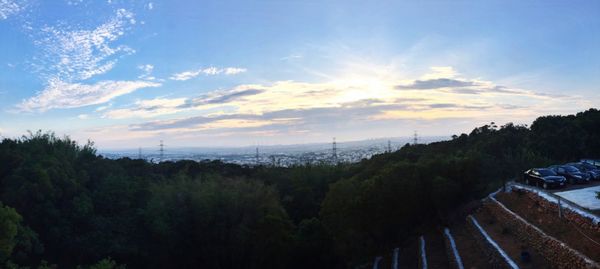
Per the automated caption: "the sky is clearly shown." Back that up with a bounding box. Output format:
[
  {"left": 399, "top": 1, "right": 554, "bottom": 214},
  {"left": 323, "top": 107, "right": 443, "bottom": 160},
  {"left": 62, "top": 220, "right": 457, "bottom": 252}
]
[{"left": 0, "top": 0, "right": 599, "bottom": 149}]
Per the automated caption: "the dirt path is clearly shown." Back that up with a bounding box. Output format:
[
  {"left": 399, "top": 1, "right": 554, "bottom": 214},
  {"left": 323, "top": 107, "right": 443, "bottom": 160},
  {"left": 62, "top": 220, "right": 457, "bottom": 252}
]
[
  {"left": 496, "top": 191, "right": 600, "bottom": 262},
  {"left": 474, "top": 207, "right": 551, "bottom": 269}
]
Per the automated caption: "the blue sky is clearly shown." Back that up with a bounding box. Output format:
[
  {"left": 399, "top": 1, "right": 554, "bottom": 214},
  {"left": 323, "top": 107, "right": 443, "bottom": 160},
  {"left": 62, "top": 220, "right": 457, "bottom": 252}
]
[{"left": 0, "top": 0, "right": 598, "bottom": 148}]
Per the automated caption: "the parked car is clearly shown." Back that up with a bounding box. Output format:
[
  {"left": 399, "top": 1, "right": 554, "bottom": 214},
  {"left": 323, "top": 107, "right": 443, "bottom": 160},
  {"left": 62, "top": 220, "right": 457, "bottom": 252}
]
[
  {"left": 523, "top": 168, "right": 567, "bottom": 189},
  {"left": 581, "top": 159, "right": 600, "bottom": 168},
  {"left": 567, "top": 162, "right": 600, "bottom": 180},
  {"left": 547, "top": 165, "right": 590, "bottom": 184}
]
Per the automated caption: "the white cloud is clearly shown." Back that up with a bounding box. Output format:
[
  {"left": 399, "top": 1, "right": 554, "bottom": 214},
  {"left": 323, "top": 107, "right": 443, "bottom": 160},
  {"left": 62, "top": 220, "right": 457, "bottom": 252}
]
[
  {"left": 420, "top": 66, "right": 459, "bottom": 80},
  {"left": 103, "top": 97, "right": 187, "bottom": 119},
  {"left": 0, "top": 0, "right": 23, "bottom": 20},
  {"left": 280, "top": 54, "right": 303, "bottom": 61},
  {"left": 137, "top": 64, "right": 155, "bottom": 80},
  {"left": 17, "top": 79, "right": 161, "bottom": 112},
  {"left": 138, "top": 64, "right": 153, "bottom": 73},
  {"left": 169, "top": 67, "right": 247, "bottom": 81},
  {"left": 66, "top": 0, "right": 84, "bottom": 6},
  {"left": 69, "top": 63, "right": 597, "bottom": 148},
  {"left": 170, "top": 70, "right": 201, "bottom": 81},
  {"left": 147, "top": 2, "right": 153, "bottom": 10},
  {"left": 102, "top": 88, "right": 265, "bottom": 119},
  {"left": 224, "top": 67, "right": 246, "bottom": 75},
  {"left": 102, "top": 65, "right": 594, "bottom": 134},
  {"left": 35, "top": 8, "right": 136, "bottom": 82},
  {"left": 95, "top": 103, "right": 112, "bottom": 111},
  {"left": 77, "top": 114, "right": 89, "bottom": 119}
]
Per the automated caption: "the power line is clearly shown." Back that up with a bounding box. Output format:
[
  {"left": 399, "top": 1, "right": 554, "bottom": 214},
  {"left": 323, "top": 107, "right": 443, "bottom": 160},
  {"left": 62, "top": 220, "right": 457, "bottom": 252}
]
[
  {"left": 387, "top": 140, "right": 392, "bottom": 153},
  {"left": 138, "top": 147, "right": 142, "bottom": 159}
]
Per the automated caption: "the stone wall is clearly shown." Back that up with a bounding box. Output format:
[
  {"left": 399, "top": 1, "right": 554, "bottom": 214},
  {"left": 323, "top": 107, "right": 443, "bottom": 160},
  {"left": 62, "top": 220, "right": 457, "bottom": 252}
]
[
  {"left": 485, "top": 198, "right": 600, "bottom": 269},
  {"left": 512, "top": 187, "right": 600, "bottom": 234}
]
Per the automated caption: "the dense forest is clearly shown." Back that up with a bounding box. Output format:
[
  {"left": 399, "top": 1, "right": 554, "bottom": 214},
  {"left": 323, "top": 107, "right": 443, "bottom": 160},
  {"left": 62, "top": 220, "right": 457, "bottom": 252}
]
[{"left": 0, "top": 108, "right": 599, "bottom": 269}]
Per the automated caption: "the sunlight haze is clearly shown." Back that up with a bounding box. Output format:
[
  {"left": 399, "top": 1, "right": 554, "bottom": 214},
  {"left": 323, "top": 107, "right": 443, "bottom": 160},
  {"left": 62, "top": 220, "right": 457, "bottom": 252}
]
[{"left": 1, "top": 0, "right": 599, "bottom": 148}]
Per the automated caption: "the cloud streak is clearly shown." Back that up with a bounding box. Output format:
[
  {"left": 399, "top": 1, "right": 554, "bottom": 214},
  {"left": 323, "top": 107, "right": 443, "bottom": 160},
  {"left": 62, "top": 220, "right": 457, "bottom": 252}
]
[
  {"left": 17, "top": 79, "right": 160, "bottom": 112},
  {"left": 169, "top": 67, "right": 247, "bottom": 81},
  {"left": 396, "top": 78, "right": 477, "bottom": 89},
  {"left": 102, "top": 88, "right": 265, "bottom": 119},
  {"left": 103, "top": 97, "right": 187, "bottom": 119},
  {"left": 67, "top": 65, "right": 594, "bottom": 147},
  {"left": 104, "top": 66, "right": 573, "bottom": 125},
  {"left": 137, "top": 64, "right": 155, "bottom": 80}
]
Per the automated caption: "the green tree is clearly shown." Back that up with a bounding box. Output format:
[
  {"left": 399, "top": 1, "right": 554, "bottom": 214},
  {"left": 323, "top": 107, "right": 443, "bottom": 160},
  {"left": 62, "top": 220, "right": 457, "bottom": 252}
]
[{"left": 0, "top": 202, "right": 21, "bottom": 261}]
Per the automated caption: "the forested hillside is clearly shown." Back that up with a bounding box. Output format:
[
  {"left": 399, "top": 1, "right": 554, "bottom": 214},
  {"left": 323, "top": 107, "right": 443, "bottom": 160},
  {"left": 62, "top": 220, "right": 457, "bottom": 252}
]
[{"left": 0, "top": 108, "right": 598, "bottom": 269}]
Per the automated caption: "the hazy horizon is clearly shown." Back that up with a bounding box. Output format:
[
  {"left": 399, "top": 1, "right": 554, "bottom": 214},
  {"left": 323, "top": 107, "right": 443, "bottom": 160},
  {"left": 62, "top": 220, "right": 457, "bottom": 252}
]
[{"left": 96, "top": 134, "right": 447, "bottom": 152}]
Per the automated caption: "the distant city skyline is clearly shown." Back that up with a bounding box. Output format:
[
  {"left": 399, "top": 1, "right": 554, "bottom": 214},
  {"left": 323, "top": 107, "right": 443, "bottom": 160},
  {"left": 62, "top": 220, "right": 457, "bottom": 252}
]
[
  {"left": 1, "top": 1, "right": 599, "bottom": 149},
  {"left": 98, "top": 135, "right": 446, "bottom": 166}
]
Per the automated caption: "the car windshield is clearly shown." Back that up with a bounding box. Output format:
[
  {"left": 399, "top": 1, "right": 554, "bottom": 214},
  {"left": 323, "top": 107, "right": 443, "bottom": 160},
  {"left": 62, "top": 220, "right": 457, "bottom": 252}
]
[
  {"left": 564, "top": 166, "right": 579, "bottom": 172},
  {"left": 570, "top": 164, "right": 585, "bottom": 170},
  {"left": 581, "top": 163, "right": 596, "bottom": 169},
  {"left": 537, "top": 169, "right": 556, "bottom": 176}
]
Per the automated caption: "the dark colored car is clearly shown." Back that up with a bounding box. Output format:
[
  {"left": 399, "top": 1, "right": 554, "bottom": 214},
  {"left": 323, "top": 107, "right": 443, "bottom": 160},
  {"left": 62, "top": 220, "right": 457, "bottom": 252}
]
[
  {"left": 523, "top": 168, "right": 566, "bottom": 189},
  {"left": 567, "top": 162, "right": 600, "bottom": 180},
  {"left": 548, "top": 165, "right": 590, "bottom": 184},
  {"left": 581, "top": 159, "right": 600, "bottom": 168}
]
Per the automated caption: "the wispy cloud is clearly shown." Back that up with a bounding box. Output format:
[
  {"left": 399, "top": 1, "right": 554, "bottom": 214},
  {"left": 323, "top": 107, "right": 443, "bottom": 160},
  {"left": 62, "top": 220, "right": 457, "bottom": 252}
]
[
  {"left": 0, "top": 0, "right": 24, "bottom": 20},
  {"left": 99, "top": 75, "right": 478, "bottom": 121},
  {"left": 66, "top": 0, "right": 85, "bottom": 6},
  {"left": 126, "top": 100, "right": 506, "bottom": 133},
  {"left": 181, "top": 88, "right": 264, "bottom": 107},
  {"left": 95, "top": 66, "right": 590, "bottom": 138},
  {"left": 169, "top": 67, "right": 247, "bottom": 81},
  {"left": 103, "top": 97, "right": 187, "bottom": 119},
  {"left": 396, "top": 78, "right": 477, "bottom": 89},
  {"left": 102, "top": 88, "right": 264, "bottom": 119},
  {"left": 17, "top": 79, "right": 160, "bottom": 112},
  {"left": 34, "top": 8, "right": 136, "bottom": 82},
  {"left": 95, "top": 103, "right": 112, "bottom": 111},
  {"left": 137, "top": 64, "right": 156, "bottom": 80},
  {"left": 281, "top": 54, "right": 303, "bottom": 61},
  {"left": 14, "top": 7, "right": 152, "bottom": 113},
  {"left": 395, "top": 76, "right": 563, "bottom": 98}
]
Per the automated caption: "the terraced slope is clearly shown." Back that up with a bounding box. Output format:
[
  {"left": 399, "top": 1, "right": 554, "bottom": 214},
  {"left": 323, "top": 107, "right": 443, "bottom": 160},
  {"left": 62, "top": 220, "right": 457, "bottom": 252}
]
[
  {"left": 423, "top": 231, "right": 450, "bottom": 269},
  {"left": 495, "top": 190, "right": 600, "bottom": 263},
  {"left": 369, "top": 185, "right": 600, "bottom": 269},
  {"left": 448, "top": 221, "right": 492, "bottom": 269},
  {"left": 473, "top": 206, "right": 551, "bottom": 268}
]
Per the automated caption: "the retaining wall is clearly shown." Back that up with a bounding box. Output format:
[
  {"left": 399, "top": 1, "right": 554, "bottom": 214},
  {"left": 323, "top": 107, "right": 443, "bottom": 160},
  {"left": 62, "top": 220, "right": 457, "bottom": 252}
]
[
  {"left": 511, "top": 186, "right": 600, "bottom": 233},
  {"left": 485, "top": 197, "right": 600, "bottom": 269}
]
